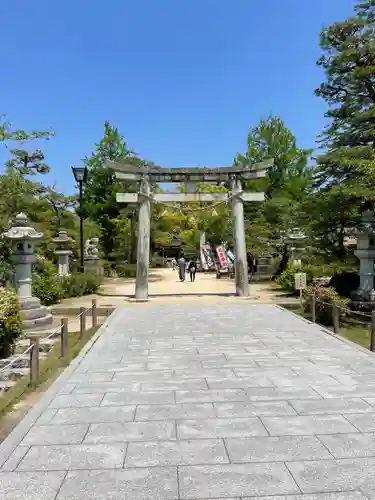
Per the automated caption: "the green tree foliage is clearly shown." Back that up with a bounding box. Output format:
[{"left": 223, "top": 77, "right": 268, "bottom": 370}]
[
  {"left": 82, "top": 120, "right": 139, "bottom": 257},
  {"left": 315, "top": 0, "right": 375, "bottom": 194},
  {"left": 5, "top": 149, "right": 50, "bottom": 175},
  {"left": 235, "top": 116, "right": 312, "bottom": 254},
  {"left": 0, "top": 115, "right": 54, "bottom": 145},
  {"left": 310, "top": 0, "right": 375, "bottom": 257}
]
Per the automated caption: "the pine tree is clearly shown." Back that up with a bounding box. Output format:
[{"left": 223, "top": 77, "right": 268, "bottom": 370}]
[
  {"left": 315, "top": 0, "right": 375, "bottom": 201},
  {"left": 82, "top": 121, "right": 137, "bottom": 257}
]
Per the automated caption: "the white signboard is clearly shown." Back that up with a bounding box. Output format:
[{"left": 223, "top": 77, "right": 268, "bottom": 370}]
[{"left": 294, "top": 272, "right": 307, "bottom": 290}]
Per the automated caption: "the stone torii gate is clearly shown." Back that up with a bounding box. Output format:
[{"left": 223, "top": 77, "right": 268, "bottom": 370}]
[{"left": 107, "top": 160, "right": 271, "bottom": 301}]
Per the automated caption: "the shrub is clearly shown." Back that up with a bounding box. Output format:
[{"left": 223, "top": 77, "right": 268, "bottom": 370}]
[
  {"left": 329, "top": 271, "right": 359, "bottom": 298},
  {"left": 61, "top": 272, "right": 103, "bottom": 298},
  {"left": 304, "top": 285, "right": 345, "bottom": 326},
  {"left": 32, "top": 267, "right": 64, "bottom": 306},
  {"left": 276, "top": 263, "right": 313, "bottom": 292},
  {"left": 33, "top": 262, "right": 103, "bottom": 305},
  {"left": 0, "top": 260, "right": 14, "bottom": 287},
  {"left": 0, "top": 288, "right": 22, "bottom": 358}
]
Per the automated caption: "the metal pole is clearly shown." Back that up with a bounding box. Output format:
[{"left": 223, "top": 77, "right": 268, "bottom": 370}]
[{"left": 79, "top": 180, "right": 84, "bottom": 271}]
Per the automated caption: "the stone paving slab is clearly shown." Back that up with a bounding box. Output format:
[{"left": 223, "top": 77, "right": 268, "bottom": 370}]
[{"left": 3, "top": 303, "right": 375, "bottom": 499}]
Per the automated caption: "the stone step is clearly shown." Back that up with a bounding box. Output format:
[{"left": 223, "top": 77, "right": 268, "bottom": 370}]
[
  {"left": 20, "top": 306, "right": 51, "bottom": 321},
  {"left": 22, "top": 313, "right": 53, "bottom": 330},
  {"left": 0, "top": 351, "right": 48, "bottom": 371},
  {"left": 0, "top": 367, "right": 29, "bottom": 382},
  {"left": 15, "top": 338, "right": 56, "bottom": 354}
]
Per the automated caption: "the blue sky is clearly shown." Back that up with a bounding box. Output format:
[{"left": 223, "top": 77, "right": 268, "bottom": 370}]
[{"left": 2, "top": 0, "right": 356, "bottom": 194}]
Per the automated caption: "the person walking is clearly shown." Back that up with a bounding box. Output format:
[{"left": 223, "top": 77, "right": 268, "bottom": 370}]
[
  {"left": 188, "top": 258, "right": 197, "bottom": 282},
  {"left": 171, "top": 257, "right": 177, "bottom": 271},
  {"left": 177, "top": 254, "right": 186, "bottom": 282}
]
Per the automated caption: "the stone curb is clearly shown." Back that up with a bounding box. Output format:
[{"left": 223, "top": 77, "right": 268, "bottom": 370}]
[{"left": 0, "top": 307, "right": 121, "bottom": 467}]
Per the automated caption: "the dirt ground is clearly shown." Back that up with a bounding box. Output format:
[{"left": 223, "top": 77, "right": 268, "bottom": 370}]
[{"left": 56, "top": 268, "right": 293, "bottom": 310}]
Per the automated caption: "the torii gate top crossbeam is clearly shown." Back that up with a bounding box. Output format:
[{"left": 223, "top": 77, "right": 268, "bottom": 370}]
[{"left": 107, "top": 159, "right": 273, "bottom": 183}]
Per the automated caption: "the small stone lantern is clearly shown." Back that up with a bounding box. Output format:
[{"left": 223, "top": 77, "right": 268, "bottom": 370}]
[
  {"left": 52, "top": 230, "right": 72, "bottom": 276},
  {"left": 286, "top": 229, "right": 307, "bottom": 266},
  {"left": 2, "top": 213, "right": 52, "bottom": 329},
  {"left": 351, "top": 209, "right": 375, "bottom": 297}
]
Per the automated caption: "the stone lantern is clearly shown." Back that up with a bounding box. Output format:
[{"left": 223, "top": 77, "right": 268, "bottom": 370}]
[
  {"left": 52, "top": 230, "right": 72, "bottom": 276},
  {"left": 351, "top": 209, "right": 375, "bottom": 297},
  {"left": 286, "top": 229, "right": 307, "bottom": 266},
  {"left": 2, "top": 213, "right": 52, "bottom": 329}
]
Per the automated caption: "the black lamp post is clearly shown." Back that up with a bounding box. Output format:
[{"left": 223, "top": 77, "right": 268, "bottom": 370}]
[{"left": 71, "top": 166, "right": 88, "bottom": 271}]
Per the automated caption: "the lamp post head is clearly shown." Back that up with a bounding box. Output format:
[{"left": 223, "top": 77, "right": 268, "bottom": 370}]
[{"left": 71, "top": 166, "right": 88, "bottom": 183}]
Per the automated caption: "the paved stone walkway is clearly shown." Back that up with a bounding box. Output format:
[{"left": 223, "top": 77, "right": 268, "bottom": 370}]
[{"left": 1, "top": 303, "right": 375, "bottom": 499}]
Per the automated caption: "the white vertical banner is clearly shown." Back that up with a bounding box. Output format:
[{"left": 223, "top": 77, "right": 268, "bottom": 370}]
[{"left": 216, "top": 246, "right": 229, "bottom": 270}]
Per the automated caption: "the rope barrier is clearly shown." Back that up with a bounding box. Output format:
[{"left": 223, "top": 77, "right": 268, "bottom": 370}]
[
  {"left": 0, "top": 345, "right": 33, "bottom": 373},
  {"left": 0, "top": 303, "right": 94, "bottom": 374},
  {"left": 309, "top": 294, "right": 373, "bottom": 319}
]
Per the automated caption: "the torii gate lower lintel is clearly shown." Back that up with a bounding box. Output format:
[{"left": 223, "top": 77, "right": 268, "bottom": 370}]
[{"left": 107, "top": 160, "right": 272, "bottom": 301}]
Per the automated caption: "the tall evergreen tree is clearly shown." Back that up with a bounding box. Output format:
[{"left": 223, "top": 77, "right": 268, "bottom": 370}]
[
  {"left": 82, "top": 121, "right": 137, "bottom": 257},
  {"left": 311, "top": 0, "right": 375, "bottom": 257},
  {"left": 315, "top": 0, "right": 375, "bottom": 199},
  {"left": 234, "top": 116, "right": 312, "bottom": 254}
]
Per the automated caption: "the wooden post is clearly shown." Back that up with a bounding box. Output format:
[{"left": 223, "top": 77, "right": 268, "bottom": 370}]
[
  {"left": 135, "top": 174, "right": 151, "bottom": 301},
  {"left": 92, "top": 299, "right": 97, "bottom": 328},
  {"left": 80, "top": 307, "right": 86, "bottom": 338},
  {"left": 60, "top": 318, "right": 68, "bottom": 358},
  {"left": 311, "top": 292, "right": 316, "bottom": 323},
  {"left": 332, "top": 302, "right": 340, "bottom": 334},
  {"left": 230, "top": 176, "right": 249, "bottom": 297},
  {"left": 29, "top": 335, "right": 40, "bottom": 388},
  {"left": 371, "top": 310, "right": 375, "bottom": 352}
]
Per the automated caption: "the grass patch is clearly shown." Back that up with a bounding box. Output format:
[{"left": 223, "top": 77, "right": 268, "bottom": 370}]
[
  {"left": 0, "top": 327, "right": 98, "bottom": 421},
  {"left": 282, "top": 303, "right": 371, "bottom": 350},
  {"left": 340, "top": 325, "right": 370, "bottom": 349}
]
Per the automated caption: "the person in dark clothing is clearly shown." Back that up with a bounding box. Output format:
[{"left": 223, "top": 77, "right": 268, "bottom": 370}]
[
  {"left": 188, "top": 258, "right": 197, "bottom": 282},
  {"left": 178, "top": 255, "right": 186, "bottom": 281}
]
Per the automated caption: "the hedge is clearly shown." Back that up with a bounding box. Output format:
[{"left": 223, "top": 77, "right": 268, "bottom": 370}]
[
  {"left": 32, "top": 266, "right": 103, "bottom": 306},
  {"left": 0, "top": 288, "right": 22, "bottom": 358}
]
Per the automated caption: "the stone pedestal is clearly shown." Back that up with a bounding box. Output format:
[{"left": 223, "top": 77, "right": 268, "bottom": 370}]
[
  {"left": 56, "top": 251, "right": 71, "bottom": 276},
  {"left": 3, "top": 213, "right": 52, "bottom": 329},
  {"left": 347, "top": 210, "right": 375, "bottom": 312},
  {"left": 52, "top": 231, "right": 72, "bottom": 277},
  {"left": 84, "top": 258, "right": 104, "bottom": 276},
  {"left": 351, "top": 210, "right": 375, "bottom": 297},
  {"left": 84, "top": 237, "right": 103, "bottom": 276}
]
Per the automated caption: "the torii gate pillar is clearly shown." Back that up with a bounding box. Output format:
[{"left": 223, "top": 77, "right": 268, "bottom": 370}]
[
  {"left": 231, "top": 176, "right": 249, "bottom": 297},
  {"left": 135, "top": 175, "right": 151, "bottom": 301}
]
